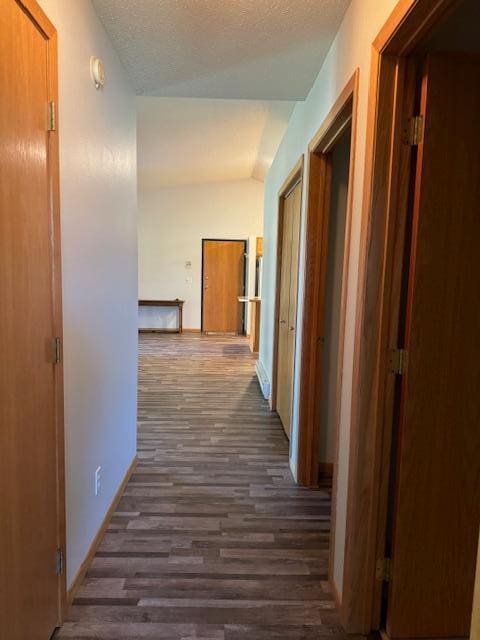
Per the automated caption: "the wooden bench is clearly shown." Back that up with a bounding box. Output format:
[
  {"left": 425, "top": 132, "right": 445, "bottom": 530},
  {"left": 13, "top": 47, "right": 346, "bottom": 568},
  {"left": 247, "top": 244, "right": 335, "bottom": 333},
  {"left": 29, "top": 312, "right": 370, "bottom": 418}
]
[{"left": 138, "top": 299, "right": 184, "bottom": 333}]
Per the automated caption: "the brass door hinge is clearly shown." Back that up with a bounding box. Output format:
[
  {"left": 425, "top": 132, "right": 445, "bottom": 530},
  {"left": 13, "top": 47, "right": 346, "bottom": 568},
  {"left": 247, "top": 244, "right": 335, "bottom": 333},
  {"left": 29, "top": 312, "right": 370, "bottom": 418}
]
[
  {"left": 47, "top": 101, "right": 56, "bottom": 132},
  {"left": 403, "top": 115, "right": 424, "bottom": 146},
  {"left": 52, "top": 337, "right": 62, "bottom": 364},
  {"left": 376, "top": 556, "right": 392, "bottom": 582},
  {"left": 55, "top": 548, "right": 64, "bottom": 576},
  {"left": 389, "top": 348, "right": 408, "bottom": 375}
]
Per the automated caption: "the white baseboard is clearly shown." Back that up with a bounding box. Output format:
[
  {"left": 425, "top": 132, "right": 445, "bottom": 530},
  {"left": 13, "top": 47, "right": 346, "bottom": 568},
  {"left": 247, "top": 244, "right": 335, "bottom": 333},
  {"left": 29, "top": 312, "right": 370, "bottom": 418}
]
[
  {"left": 289, "top": 455, "right": 298, "bottom": 483},
  {"left": 255, "top": 359, "right": 271, "bottom": 400}
]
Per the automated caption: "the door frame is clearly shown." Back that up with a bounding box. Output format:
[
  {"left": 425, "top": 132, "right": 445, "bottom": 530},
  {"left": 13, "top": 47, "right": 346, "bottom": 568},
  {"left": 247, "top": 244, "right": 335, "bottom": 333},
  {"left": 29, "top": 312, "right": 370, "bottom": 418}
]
[
  {"left": 13, "top": 0, "right": 66, "bottom": 625},
  {"left": 340, "top": 0, "right": 461, "bottom": 633},
  {"left": 200, "top": 238, "right": 247, "bottom": 334},
  {"left": 295, "top": 70, "right": 359, "bottom": 491},
  {"left": 270, "top": 156, "right": 304, "bottom": 415}
]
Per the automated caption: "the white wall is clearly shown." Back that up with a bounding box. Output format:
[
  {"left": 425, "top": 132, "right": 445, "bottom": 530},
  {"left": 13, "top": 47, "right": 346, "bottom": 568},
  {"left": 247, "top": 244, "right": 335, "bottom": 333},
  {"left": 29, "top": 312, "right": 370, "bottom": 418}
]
[
  {"left": 38, "top": 0, "right": 138, "bottom": 587},
  {"left": 258, "top": 0, "right": 400, "bottom": 599},
  {"left": 138, "top": 179, "right": 264, "bottom": 331}
]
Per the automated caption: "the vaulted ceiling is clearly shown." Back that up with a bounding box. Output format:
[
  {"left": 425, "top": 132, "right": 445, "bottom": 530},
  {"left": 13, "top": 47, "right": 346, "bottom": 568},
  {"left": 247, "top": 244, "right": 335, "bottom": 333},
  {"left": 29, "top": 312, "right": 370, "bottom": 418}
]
[
  {"left": 137, "top": 98, "right": 295, "bottom": 188},
  {"left": 92, "top": 0, "right": 351, "bottom": 100},
  {"left": 93, "top": 1, "right": 351, "bottom": 186}
]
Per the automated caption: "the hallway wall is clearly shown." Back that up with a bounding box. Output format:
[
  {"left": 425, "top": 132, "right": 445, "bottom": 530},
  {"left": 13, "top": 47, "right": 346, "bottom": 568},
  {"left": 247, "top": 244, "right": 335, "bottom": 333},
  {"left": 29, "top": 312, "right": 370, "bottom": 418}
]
[
  {"left": 138, "top": 178, "right": 264, "bottom": 331},
  {"left": 38, "top": 0, "right": 138, "bottom": 587},
  {"left": 258, "top": 0, "right": 400, "bottom": 600}
]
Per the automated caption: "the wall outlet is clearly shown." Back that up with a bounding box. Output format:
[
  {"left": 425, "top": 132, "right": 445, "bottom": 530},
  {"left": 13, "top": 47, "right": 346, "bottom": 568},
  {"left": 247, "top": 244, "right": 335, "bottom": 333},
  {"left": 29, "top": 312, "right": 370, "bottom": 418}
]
[{"left": 94, "top": 466, "right": 101, "bottom": 496}]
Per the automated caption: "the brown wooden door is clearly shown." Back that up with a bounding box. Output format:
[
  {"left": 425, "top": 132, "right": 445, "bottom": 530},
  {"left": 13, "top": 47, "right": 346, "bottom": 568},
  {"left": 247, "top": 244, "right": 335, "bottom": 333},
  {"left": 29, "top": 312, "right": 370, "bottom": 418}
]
[
  {"left": 0, "top": 1, "right": 64, "bottom": 638},
  {"left": 202, "top": 240, "right": 245, "bottom": 333},
  {"left": 276, "top": 181, "right": 302, "bottom": 438},
  {"left": 386, "top": 54, "right": 480, "bottom": 638}
]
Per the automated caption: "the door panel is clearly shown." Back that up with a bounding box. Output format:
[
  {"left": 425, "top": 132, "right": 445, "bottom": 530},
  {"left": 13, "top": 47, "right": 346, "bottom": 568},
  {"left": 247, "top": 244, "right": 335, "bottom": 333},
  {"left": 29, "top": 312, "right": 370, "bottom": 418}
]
[
  {"left": 0, "top": 1, "right": 62, "bottom": 638},
  {"left": 202, "top": 240, "right": 245, "bottom": 333},
  {"left": 277, "top": 182, "right": 302, "bottom": 437},
  {"left": 386, "top": 54, "right": 480, "bottom": 638}
]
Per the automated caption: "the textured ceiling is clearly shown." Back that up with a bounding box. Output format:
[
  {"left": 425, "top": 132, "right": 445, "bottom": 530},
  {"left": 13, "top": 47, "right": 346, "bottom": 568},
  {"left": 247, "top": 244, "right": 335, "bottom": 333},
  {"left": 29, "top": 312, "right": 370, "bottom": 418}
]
[
  {"left": 137, "top": 97, "right": 295, "bottom": 188},
  {"left": 92, "top": 0, "right": 351, "bottom": 99}
]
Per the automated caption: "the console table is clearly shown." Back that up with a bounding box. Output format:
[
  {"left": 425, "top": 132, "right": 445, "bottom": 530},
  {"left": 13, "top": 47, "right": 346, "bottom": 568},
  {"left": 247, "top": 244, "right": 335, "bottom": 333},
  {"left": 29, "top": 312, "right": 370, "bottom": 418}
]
[{"left": 138, "top": 299, "right": 184, "bottom": 333}]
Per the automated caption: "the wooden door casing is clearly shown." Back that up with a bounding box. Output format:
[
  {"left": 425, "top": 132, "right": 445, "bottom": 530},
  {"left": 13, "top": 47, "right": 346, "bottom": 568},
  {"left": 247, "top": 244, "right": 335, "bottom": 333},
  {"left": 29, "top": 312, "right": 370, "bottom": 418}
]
[
  {"left": 0, "top": 0, "right": 65, "bottom": 638},
  {"left": 202, "top": 240, "right": 245, "bottom": 334},
  {"left": 386, "top": 54, "right": 480, "bottom": 638},
  {"left": 276, "top": 181, "right": 302, "bottom": 438}
]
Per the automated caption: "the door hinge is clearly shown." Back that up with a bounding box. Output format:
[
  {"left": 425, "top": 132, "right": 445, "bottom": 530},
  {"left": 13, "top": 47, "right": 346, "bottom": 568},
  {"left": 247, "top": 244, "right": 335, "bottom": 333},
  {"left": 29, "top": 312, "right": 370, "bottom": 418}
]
[
  {"left": 403, "top": 115, "right": 424, "bottom": 146},
  {"left": 376, "top": 556, "right": 392, "bottom": 582},
  {"left": 55, "top": 548, "right": 64, "bottom": 576},
  {"left": 47, "top": 101, "right": 56, "bottom": 132},
  {"left": 389, "top": 348, "right": 408, "bottom": 375},
  {"left": 52, "top": 336, "right": 62, "bottom": 364}
]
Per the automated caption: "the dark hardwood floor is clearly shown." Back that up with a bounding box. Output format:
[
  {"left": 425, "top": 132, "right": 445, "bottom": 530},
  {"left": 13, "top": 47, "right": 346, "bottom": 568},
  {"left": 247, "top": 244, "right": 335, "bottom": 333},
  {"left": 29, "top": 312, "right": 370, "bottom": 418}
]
[{"left": 56, "top": 333, "right": 350, "bottom": 639}]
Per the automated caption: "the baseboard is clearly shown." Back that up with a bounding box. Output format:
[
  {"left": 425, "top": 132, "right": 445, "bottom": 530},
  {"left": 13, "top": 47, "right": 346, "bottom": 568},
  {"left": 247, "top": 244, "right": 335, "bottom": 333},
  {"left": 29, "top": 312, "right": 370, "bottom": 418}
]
[
  {"left": 66, "top": 455, "right": 138, "bottom": 606},
  {"left": 289, "top": 455, "right": 298, "bottom": 483},
  {"left": 138, "top": 328, "right": 201, "bottom": 334},
  {"left": 138, "top": 328, "right": 179, "bottom": 333},
  {"left": 255, "top": 359, "right": 271, "bottom": 399},
  {"left": 330, "top": 577, "right": 342, "bottom": 610}
]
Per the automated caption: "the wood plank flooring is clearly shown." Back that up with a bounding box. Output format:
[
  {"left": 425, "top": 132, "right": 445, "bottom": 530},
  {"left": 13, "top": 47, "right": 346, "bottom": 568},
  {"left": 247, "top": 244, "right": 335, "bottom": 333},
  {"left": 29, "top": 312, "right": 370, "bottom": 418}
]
[{"left": 56, "top": 333, "right": 351, "bottom": 639}]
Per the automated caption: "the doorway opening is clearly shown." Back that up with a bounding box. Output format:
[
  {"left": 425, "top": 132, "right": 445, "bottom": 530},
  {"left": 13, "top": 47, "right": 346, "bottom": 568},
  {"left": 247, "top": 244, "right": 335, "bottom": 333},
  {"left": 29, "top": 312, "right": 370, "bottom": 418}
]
[
  {"left": 295, "top": 71, "right": 359, "bottom": 489},
  {"left": 201, "top": 239, "right": 247, "bottom": 334},
  {"left": 342, "top": 0, "right": 480, "bottom": 636}
]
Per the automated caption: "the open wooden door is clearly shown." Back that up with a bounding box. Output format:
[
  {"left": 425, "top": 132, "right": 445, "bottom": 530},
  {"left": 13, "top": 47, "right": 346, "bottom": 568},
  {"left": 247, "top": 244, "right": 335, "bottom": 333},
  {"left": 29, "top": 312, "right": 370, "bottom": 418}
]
[
  {"left": 0, "top": 1, "right": 65, "bottom": 638},
  {"left": 385, "top": 54, "right": 480, "bottom": 638},
  {"left": 202, "top": 240, "right": 246, "bottom": 333},
  {"left": 276, "top": 181, "right": 302, "bottom": 438}
]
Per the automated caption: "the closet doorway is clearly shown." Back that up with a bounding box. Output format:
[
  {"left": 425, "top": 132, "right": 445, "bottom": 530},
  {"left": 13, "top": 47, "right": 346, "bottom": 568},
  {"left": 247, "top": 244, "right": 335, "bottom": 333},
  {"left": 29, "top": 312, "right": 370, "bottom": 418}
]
[{"left": 271, "top": 158, "right": 303, "bottom": 439}]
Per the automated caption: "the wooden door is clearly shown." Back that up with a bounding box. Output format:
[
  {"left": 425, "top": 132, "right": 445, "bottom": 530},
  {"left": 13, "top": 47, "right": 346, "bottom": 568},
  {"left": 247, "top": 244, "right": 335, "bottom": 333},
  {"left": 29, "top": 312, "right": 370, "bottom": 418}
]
[
  {"left": 0, "top": 1, "right": 64, "bottom": 638},
  {"left": 386, "top": 54, "right": 480, "bottom": 638},
  {"left": 276, "top": 181, "right": 302, "bottom": 438},
  {"left": 202, "top": 240, "right": 245, "bottom": 333}
]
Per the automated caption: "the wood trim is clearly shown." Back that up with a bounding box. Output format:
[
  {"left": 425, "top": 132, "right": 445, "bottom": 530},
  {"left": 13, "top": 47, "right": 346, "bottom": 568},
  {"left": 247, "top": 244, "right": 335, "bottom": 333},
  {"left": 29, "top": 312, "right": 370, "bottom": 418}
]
[
  {"left": 270, "top": 156, "right": 304, "bottom": 412},
  {"left": 67, "top": 456, "right": 138, "bottom": 606},
  {"left": 278, "top": 156, "right": 304, "bottom": 198},
  {"left": 341, "top": 0, "right": 462, "bottom": 634},
  {"left": 296, "top": 70, "right": 359, "bottom": 489},
  {"left": 472, "top": 535, "right": 480, "bottom": 640},
  {"left": 17, "top": 0, "right": 56, "bottom": 37},
  {"left": 16, "top": 0, "right": 67, "bottom": 624},
  {"left": 374, "top": 0, "right": 461, "bottom": 55}
]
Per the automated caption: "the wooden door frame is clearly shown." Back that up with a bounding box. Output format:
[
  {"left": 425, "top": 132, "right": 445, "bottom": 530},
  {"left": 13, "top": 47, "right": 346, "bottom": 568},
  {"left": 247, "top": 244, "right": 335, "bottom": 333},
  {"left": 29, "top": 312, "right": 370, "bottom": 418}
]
[
  {"left": 270, "top": 156, "right": 304, "bottom": 415},
  {"left": 200, "top": 238, "right": 247, "bottom": 334},
  {"left": 13, "top": 0, "right": 66, "bottom": 625},
  {"left": 295, "top": 71, "right": 359, "bottom": 491},
  {"left": 340, "top": 0, "right": 462, "bottom": 634}
]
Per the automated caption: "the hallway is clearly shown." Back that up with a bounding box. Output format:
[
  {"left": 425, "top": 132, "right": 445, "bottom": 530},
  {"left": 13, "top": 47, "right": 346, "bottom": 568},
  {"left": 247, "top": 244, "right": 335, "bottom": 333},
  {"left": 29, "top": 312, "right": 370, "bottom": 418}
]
[{"left": 57, "top": 334, "right": 346, "bottom": 639}]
